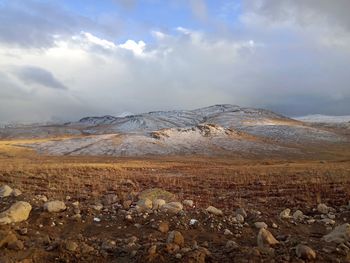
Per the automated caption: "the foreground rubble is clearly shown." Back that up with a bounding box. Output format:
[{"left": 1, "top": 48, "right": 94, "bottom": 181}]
[{"left": 1, "top": 184, "right": 350, "bottom": 262}]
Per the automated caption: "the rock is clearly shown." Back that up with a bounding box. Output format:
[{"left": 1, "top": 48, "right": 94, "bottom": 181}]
[
  {"left": 317, "top": 203, "right": 329, "bottom": 214},
  {"left": 11, "top": 189, "right": 22, "bottom": 197},
  {"left": 158, "top": 222, "right": 169, "bottom": 233},
  {"left": 102, "top": 194, "right": 119, "bottom": 205},
  {"left": 257, "top": 228, "right": 279, "bottom": 248},
  {"left": 0, "top": 230, "right": 17, "bottom": 248},
  {"left": 152, "top": 199, "right": 166, "bottom": 210},
  {"left": 165, "top": 243, "right": 180, "bottom": 254},
  {"left": 136, "top": 198, "right": 152, "bottom": 212},
  {"left": 224, "top": 229, "right": 233, "bottom": 236},
  {"left": 0, "top": 185, "right": 13, "bottom": 198},
  {"left": 65, "top": 240, "right": 78, "bottom": 252},
  {"left": 226, "top": 240, "right": 239, "bottom": 250},
  {"left": 184, "top": 247, "right": 211, "bottom": 263},
  {"left": 280, "top": 208, "right": 291, "bottom": 219},
  {"left": 236, "top": 214, "right": 244, "bottom": 223},
  {"left": 138, "top": 188, "right": 175, "bottom": 202},
  {"left": 236, "top": 208, "right": 247, "bottom": 218},
  {"left": 35, "top": 195, "right": 48, "bottom": 202},
  {"left": 206, "top": 206, "right": 223, "bottom": 216},
  {"left": 161, "top": 202, "right": 183, "bottom": 214},
  {"left": 293, "top": 210, "right": 304, "bottom": 220},
  {"left": 272, "top": 223, "right": 278, "bottom": 228},
  {"left": 81, "top": 243, "right": 94, "bottom": 254},
  {"left": 92, "top": 203, "right": 103, "bottom": 211},
  {"left": 254, "top": 222, "right": 268, "bottom": 229},
  {"left": 167, "top": 231, "right": 185, "bottom": 247},
  {"left": 321, "top": 218, "right": 336, "bottom": 225},
  {"left": 122, "top": 200, "right": 132, "bottom": 209},
  {"left": 183, "top": 200, "right": 194, "bottom": 207},
  {"left": 43, "top": 201, "right": 66, "bottom": 213},
  {"left": 101, "top": 240, "right": 116, "bottom": 252},
  {"left": 0, "top": 201, "right": 32, "bottom": 224},
  {"left": 296, "top": 244, "right": 316, "bottom": 260},
  {"left": 189, "top": 219, "right": 199, "bottom": 227},
  {"left": 8, "top": 239, "right": 24, "bottom": 250},
  {"left": 323, "top": 223, "right": 350, "bottom": 243}
]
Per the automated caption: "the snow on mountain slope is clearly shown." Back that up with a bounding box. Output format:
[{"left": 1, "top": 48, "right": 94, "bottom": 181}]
[
  {"left": 73, "top": 104, "right": 292, "bottom": 134},
  {"left": 294, "top": 115, "right": 350, "bottom": 123},
  {"left": 28, "top": 124, "right": 297, "bottom": 157}
]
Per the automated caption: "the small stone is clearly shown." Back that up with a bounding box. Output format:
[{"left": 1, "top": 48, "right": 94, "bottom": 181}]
[
  {"left": 123, "top": 200, "right": 132, "bottom": 209},
  {"left": 152, "top": 199, "right": 166, "bottom": 210},
  {"left": 43, "top": 201, "right": 66, "bottom": 213},
  {"left": 183, "top": 200, "right": 194, "bottom": 207},
  {"left": 158, "top": 222, "right": 169, "bottom": 233},
  {"left": 206, "top": 206, "right": 223, "bottom": 216},
  {"left": 65, "top": 240, "right": 78, "bottom": 252},
  {"left": 175, "top": 253, "right": 182, "bottom": 259},
  {"left": 92, "top": 203, "right": 103, "bottom": 211},
  {"left": 81, "top": 243, "right": 94, "bottom": 254},
  {"left": 189, "top": 219, "right": 199, "bottom": 227},
  {"left": 296, "top": 244, "right": 316, "bottom": 260},
  {"left": 0, "top": 185, "right": 13, "bottom": 198},
  {"left": 280, "top": 208, "right": 291, "bottom": 219},
  {"left": 226, "top": 240, "right": 239, "bottom": 250},
  {"left": 293, "top": 210, "right": 304, "bottom": 220},
  {"left": 136, "top": 198, "right": 152, "bottom": 212},
  {"left": 272, "top": 223, "right": 278, "bottom": 228},
  {"left": 236, "top": 208, "right": 247, "bottom": 218},
  {"left": 11, "top": 189, "right": 22, "bottom": 197},
  {"left": 93, "top": 217, "right": 101, "bottom": 222},
  {"left": 236, "top": 214, "right": 244, "bottom": 223},
  {"left": 257, "top": 228, "right": 279, "bottom": 248},
  {"left": 167, "top": 231, "right": 185, "bottom": 247},
  {"left": 125, "top": 214, "right": 132, "bottom": 221},
  {"left": 317, "top": 203, "right": 329, "bottom": 214},
  {"left": 321, "top": 218, "right": 335, "bottom": 225},
  {"left": 224, "top": 229, "right": 233, "bottom": 236},
  {"left": 254, "top": 222, "right": 268, "bottom": 229},
  {"left": 161, "top": 202, "right": 183, "bottom": 214}
]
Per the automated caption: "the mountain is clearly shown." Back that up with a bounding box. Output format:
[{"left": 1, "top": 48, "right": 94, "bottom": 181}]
[
  {"left": 294, "top": 114, "right": 350, "bottom": 123},
  {"left": 1, "top": 104, "right": 348, "bottom": 157}
]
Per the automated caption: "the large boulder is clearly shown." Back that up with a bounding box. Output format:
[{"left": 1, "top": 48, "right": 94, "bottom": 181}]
[
  {"left": 138, "top": 188, "right": 175, "bottom": 202},
  {"left": 323, "top": 223, "right": 350, "bottom": 243},
  {"left": 44, "top": 201, "right": 66, "bottom": 213},
  {"left": 0, "top": 185, "right": 13, "bottom": 198},
  {"left": 0, "top": 201, "right": 32, "bottom": 224}
]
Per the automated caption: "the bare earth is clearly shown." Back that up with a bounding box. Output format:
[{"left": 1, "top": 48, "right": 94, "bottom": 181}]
[{"left": 0, "top": 133, "right": 350, "bottom": 262}]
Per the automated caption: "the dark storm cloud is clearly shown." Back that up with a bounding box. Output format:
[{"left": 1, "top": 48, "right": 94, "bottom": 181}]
[
  {"left": 15, "top": 66, "right": 67, "bottom": 90},
  {"left": 244, "top": 0, "right": 350, "bottom": 30}
]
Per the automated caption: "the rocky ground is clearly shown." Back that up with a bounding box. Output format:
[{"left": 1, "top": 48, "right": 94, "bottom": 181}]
[{"left": 1, "top": 182, "right": 350, "bottom": 262}]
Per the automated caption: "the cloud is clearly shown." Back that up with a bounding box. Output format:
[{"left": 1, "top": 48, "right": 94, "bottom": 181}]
[
  {"left": 0, "top": 1, "right": 350, "bottom": 123},
  {"left": 0, "top": 0, "right": 121, "bottom": 48},
  {"left": 14, "top": 66, "right": 67, "bottom": 90},
  {"left": 189, "top": 0, "right": 208, "bottom": 21}
]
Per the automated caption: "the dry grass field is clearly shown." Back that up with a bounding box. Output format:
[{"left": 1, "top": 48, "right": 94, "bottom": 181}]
[{"left": 1, "top": 138, "right": 350, "bottom": 262}]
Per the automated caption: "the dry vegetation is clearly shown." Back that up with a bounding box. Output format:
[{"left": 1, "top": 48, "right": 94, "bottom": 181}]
[
  {"left": 1, "top": 139, "right": 350, "bottom": 213},
  {"left": 1, "top": 138, "right": 350, "bottom": 262}
]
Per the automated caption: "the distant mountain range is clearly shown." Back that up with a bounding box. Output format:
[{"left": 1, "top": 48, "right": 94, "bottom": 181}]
[{"left": 1, "top": 105, "right": 348, "bottom": 158}]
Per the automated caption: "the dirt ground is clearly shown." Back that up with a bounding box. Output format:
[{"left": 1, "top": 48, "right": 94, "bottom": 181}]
[{"left": 0, "top": 140, "right": 350, "bottom": 262}]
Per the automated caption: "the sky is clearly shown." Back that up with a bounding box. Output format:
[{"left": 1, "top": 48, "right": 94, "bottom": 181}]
[{"left": 0, "top": 0, "right": 350, "bottom": 123}]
